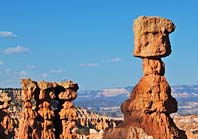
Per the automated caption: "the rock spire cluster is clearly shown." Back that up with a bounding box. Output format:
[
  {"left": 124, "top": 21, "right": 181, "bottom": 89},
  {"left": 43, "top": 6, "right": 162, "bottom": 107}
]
[
  {"left": 17, "top": 78, "right": 79, "bottom": 139},
  {"left": 0, "top": 91, "right": 14, "bottom": 139},
  {"left": 104, "top": 16, "right": 187, "bottom": 139}
]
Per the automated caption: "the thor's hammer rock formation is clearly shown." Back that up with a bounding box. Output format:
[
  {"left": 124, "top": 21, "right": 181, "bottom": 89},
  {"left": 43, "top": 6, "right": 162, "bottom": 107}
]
[{"left": 104, "top": 16, "right": 187, "bottom": 139}]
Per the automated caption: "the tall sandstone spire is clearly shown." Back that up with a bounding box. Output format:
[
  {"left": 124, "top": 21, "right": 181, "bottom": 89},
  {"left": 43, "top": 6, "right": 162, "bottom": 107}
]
[{"left": 104, "top": 16, "right": 187, "bottom": 139}]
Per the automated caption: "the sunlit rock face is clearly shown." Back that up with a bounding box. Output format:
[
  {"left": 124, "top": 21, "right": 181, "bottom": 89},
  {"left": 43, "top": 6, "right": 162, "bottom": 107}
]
[
  {"left": 17, "top": 78, "right": 79, "bottom": 139},
  {"left": 104, "top": 16, "right": 187, "bottom": 139},
  {"left": 0, "top": 91, "right": 14, "bottom": 139},
  {"left": 133, "top": 16, "right": 175, "bottom": 58}
]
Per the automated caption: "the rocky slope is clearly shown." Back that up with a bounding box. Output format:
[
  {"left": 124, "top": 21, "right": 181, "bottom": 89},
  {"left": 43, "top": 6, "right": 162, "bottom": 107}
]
[{"left": 172, "top": 114, "right": 198, "bottom": 139}]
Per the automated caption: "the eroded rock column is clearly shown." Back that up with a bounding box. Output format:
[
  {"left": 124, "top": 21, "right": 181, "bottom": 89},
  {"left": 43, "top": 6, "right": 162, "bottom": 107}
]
[
  {"left": 104, "top": 16, "right": 187, "bottom": 139},
  {"left": 0, "top": 92, "right": 14, "bottom": 139},
  {"left": 17, "top": 78, "right": 79, "bottom": 139}
]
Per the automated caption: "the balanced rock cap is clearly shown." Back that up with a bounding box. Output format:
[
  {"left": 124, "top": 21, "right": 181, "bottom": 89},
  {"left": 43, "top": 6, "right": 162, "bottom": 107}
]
[{"left": 133, "top": 16, "right": 176, "bottom": 58}]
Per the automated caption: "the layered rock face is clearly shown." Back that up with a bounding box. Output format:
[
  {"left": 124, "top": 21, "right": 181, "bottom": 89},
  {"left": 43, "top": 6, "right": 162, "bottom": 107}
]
[
  {"left": 0, "top": 91, "right": 14, "bottom": 139},
  {"left": 173, "top": 114, "right": 198, "bottom": 138},
  {"left": 16, "top": 78, "right": 79, "bottom": 139},
  {"left": 104, "top": 16, "right": 187, "bottom": 139},
  {"left": 74, "top": 107, "right": 122, "bottom": 139}
]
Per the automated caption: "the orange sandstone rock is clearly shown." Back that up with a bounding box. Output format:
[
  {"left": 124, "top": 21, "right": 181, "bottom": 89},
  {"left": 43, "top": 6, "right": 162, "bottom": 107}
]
[
  {"left": 104, "top": 16, "right": 187, "bottom": 139},
  {"left": 21, "top": 78, "right": 37, "bottom": 101},
  {"left": 133, "top": 16, "right": 175, "bottom": 58},
  {"left": 143, "top": 58, "right": 165, "bottom": 76},
  {"left": 0, "top": 92, "right": 14, "bottom": 139},
  {"left": 17, "top": 79, "right": 79, "bottom": 139}
]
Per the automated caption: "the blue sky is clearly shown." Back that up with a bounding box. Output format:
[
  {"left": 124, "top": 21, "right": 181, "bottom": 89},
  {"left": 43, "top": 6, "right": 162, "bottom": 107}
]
[{"left": 0, "top": 0, "right": 198, "bottom": 89}]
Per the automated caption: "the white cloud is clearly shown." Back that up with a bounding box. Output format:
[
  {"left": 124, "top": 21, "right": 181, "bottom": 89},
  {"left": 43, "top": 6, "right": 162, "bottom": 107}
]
[
  {"left": 0, "top": 60, "right": 4, "bottom": 65},
  {"left": 0, "top": 31, "right": 16, "bottom": 38},
  {"left": 106, "top": 57, "right": 122, "bottom": 63},
  {"left": 2, "top": 45, "right": 30, "bottom": 55},
  {"left": 80, "top": 63, "right": 99, "bottom": 67},
  {"left": 42, "top": 73, "right": 48, "bottom": 78}
]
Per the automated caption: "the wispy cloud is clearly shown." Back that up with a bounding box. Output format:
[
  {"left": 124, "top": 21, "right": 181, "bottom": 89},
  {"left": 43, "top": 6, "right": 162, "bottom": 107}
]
[
  {"left": 80, "top": 63, "right": 99, "bottom": 67},
  {"left": 2, "top": 45, "right": 30, "bottom": 55},
  {"left": 26, "top": 65, "right": 36, "bottom": 70},
  {"left": 49, "top": 69, "right": 64, "bottom": 73},
  {"left": 0, "top": 60, "right": 4, "bottom": 65},
  {"left": 0, "top": 31, "right": 16, "bottom": 38},
  {"left": 105, "top": 57, "right": 122, "bottom": 63},
  {"left": 79, "top": 57, "right": 122, "bottom": 67},
  {"left": 40, "top": 69, "right": 64, "bottom": 78}
]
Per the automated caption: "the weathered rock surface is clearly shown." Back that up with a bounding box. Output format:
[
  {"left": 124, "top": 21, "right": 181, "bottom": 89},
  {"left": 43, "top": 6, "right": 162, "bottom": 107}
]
[
  {"left": 15, "top": 79, "right": 121, "bottom": 139},
  {"left": 104, "top": 16, "right": 187, "bottom": 139},
  {"left": 75, "top": 107, "right": 122, "bottom": 139},
  {"left": 121, "top": 75, "right": 177, "bottom": 115},
  {"left": 0, "top": 91, "right": 14, "bottom": 139},
  {"left": 172, "top": 114, "right": 198, "bottom": 139},
  {"left": 143, "top": 58, "right": 165, "bottom": 76},
  {"left": 104, "top": 127, "right": 153, "bottom": 139},
  {"left": 0, "top": 84, "right": 122, "bottom": 139},
  {"left": 1, "top": 86, "right": 197, "bottom": 139},
  {"left": 17, "top": 78, "right": 79, "bottom": 139},
  {"left": 133, "top": 16, "right": 175, "bottom": 58}
]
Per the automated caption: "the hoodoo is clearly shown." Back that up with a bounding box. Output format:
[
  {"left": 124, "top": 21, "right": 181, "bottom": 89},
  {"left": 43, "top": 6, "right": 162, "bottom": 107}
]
[
  {"left": 104, "top": 16, "right": 187, "bottom": 139},
  {"left": 0, "top": 92, "right": 14, "bottom": 139},
  {"left": 17, "top": 79, "right": 79, "bottom": 139}
]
